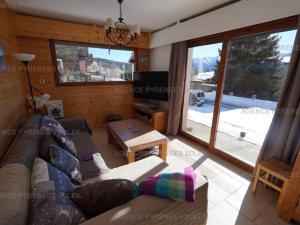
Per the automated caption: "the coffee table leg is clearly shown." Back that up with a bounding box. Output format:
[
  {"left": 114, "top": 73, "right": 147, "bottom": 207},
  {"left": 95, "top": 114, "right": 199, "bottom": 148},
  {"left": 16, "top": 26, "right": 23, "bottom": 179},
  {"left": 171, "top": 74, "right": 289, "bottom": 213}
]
[
  {"left": 128, "top": 149, "right": 135, "bottom": 164},
  {"left": 159, "top": 142, "right": 167, "bottom": 161}
]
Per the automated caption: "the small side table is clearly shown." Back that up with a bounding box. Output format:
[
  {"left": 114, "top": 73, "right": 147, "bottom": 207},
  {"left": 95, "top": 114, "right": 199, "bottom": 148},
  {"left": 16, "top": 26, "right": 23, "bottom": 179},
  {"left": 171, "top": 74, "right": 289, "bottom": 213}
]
[
  {"left": 252, "top": 158, "right": 292, "bottom": 194},
  {"left": 107, "top": 119, "right": 168, "bottom": 164}
]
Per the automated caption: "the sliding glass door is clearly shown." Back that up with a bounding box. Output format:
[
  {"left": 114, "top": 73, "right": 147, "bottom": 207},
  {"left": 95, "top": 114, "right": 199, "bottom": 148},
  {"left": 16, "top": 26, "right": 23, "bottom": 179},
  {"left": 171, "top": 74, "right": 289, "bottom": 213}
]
[
  {"left": 215, "top": 29, "right": 297, "bottom": 166},
  {"left": 182, "top": 43, "right": 223, "bottom": 143},
  {"left": 181, "top": 25, "right": 297, "bottom": 167}
]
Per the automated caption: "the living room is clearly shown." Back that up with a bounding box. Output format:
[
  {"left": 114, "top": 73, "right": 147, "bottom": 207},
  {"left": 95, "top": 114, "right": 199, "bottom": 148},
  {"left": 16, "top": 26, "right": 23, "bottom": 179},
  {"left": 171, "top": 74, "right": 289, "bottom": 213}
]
[{"left": 1, "top": 0, "right": 300, "bottom": 225}]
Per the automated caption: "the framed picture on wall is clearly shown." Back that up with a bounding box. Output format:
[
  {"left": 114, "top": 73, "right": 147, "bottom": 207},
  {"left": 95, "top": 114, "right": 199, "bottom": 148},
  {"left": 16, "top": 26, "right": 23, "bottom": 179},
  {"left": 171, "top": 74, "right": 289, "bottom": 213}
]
[{"left": 0, "top": 42, "right": 4, "bottom": 73}]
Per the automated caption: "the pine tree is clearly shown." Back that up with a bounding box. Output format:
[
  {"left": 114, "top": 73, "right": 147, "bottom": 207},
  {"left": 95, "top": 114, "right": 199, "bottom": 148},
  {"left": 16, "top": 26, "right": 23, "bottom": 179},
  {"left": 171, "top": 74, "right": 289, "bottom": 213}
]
[{"left": 213, "top": 33, "right": 283, "bottom": 101}]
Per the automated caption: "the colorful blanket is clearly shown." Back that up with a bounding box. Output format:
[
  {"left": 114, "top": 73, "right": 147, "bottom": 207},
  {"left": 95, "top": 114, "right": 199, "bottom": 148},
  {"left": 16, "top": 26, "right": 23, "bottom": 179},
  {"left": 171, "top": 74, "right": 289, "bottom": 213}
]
[{"left": 137, "top": 167, "right": 197, "bottom": 202}]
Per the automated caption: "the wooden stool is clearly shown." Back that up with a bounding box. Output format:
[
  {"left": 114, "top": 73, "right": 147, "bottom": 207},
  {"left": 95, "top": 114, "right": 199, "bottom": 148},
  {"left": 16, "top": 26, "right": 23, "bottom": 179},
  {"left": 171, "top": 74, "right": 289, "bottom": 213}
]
[{"left": 252, "top": 158, "right": 292, "bottom": 194}]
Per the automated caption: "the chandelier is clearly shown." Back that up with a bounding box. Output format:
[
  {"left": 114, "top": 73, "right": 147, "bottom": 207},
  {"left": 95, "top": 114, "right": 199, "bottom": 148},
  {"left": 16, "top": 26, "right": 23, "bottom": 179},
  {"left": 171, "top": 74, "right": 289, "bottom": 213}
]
[{"left": 104, "top": 0, "right": 140, "bottom": 47}]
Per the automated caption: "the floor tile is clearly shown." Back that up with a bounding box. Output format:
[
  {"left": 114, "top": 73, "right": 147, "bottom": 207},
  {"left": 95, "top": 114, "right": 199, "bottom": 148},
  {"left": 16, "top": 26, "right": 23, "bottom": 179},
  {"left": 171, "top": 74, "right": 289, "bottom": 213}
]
[
  {"left": 200, "top": 159, "right": 224, "bottom": 175},
  {"left": 212, "top": 172, "right": 244, "bottom": 193},
  {"left": 254, "top": 215, "right": 277, "bottom": 225},
  {"left": 260, "top": 200, "right": 290, "bottom": 225},
  {"left": 197, "top": 165, "right": 219, "bottom": 179},
  {"left": 207, "top": 201, "right": 254, "bottom": 225},
  {"left": 225, "top": 184, "right": 278, "bottom": 220},
  {"left": 208, "top": 181, "right": 231, "bottom": 204},
  {"left": 208, "top": 198, "right": 217, "bottom": 210}
]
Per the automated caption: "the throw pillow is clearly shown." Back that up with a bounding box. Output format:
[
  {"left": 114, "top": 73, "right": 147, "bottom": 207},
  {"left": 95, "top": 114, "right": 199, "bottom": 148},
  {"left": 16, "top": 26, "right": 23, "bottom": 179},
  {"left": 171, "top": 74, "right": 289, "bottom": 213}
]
[
  {"left": 29, "top": 158, "right": 85, "bottom": 225},
  {"left": 70, "top": 179, "right": 138, "bottom": 217},
  {"left": 50, "top": 145, "right": 82, "bottom": 185},
  {"left": 39, "top": 134, "right": 60, "bottom": 162},
  {"left": 137, "top": 167, "right": 197, "bottom": 202},
  {"left": 40, "top": 115, "right": 66, "bottom": 136},
  {"left": 51, "top": 129, "right": 77, "bottom": 157}
]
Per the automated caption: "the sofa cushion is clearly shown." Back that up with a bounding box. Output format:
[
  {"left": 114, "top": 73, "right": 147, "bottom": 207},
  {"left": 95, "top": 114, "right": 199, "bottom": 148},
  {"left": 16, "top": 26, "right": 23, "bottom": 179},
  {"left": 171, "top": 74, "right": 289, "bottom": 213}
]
[
  {"left": 31, "top": 158, "right": 75, "bottom": 192},
  {"left": 40, "top": 115, "right": 67, "bottom": 135},
  {"left": 70, "top": 179, "right": 138, "bottom": 217},
  {"left": 52, "top": 130, "right": 77, "bottom": 157},
  {"left": 80, "top": 194, "right": 173, "bottom": 225},
  {"left": 84, "top": 156, "right": 207, "bottom": 190},
  {"left": 29, "top": 158, "right": 84, "bottom": 225},
  {"left": 0, "top": 163, "right": 31, "bottom": 225},
  {"left": 22, "top": 114, "right": 42, "bottom": 130},
  {"left": 83, "top": 156, "right": 170, "bottom": 184},
  {"left": 39, "top": 134, "right": 60, "bottom": 162},
  {"left": 0, "top": 115, "right": 42, "bottom": 170},
  {"left": 50, "top": 145, "right": 82, "bottom": 185},
  {"left": 82, "top": 157, "right": 208, "bottom": 225},
  {"left": 80, "top": 153, "right": 110, "bottom": 180},
  {"left": 71, "top": 130, "right": 109, "bottom": 180},
  {"left": 1, "top": 133, "right": 41, "bottom": 171},
  {"left": 59, "top": 117, "right": 92, "bottom": 135}
]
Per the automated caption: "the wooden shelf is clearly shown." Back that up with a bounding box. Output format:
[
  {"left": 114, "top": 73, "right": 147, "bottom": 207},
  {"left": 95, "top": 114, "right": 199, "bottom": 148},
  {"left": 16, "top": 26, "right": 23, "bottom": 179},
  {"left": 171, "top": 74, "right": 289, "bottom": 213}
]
[{"left": 133, "top": 102, "right": 168, "bottom": 133}]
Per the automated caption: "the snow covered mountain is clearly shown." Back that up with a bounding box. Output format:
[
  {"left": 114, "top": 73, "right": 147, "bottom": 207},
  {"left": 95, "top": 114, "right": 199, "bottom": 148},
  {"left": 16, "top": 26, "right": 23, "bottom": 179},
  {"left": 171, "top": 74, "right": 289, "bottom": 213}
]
[
  {"left": 192, "top": 56, "right": 219, "bottom": 72},
  {"left": 192, "top": 53, "right": 292, "bottom": 74}
]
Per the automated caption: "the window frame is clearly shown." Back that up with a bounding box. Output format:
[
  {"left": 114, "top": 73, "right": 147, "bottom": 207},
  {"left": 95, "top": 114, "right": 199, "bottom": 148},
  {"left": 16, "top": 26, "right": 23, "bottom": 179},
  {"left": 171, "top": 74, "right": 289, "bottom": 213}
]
[
  {"left": 181, "top": 15, "right": 298, "bottom": 172},
  {"left": 50, "top": 40, "right": 137, "bottom": 86}
]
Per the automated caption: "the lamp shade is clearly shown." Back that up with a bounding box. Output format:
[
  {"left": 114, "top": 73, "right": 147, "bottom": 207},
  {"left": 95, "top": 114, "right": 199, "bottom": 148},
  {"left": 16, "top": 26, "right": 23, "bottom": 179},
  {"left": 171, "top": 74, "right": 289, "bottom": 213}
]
[
  {"left": 12, "top": 53, "right": 35, "bottom": 62},
  {"left": 41, "top": 93, "right": 51, "bottom": 104},
  {"left": 132, "top": 25, "right": 140, "bottom": 35},
  {"left": 28, "top": 93, "right": 50, "bottom": 109},
  {"left": 104, "top": 18, "right": 115, "bottom": 30}
]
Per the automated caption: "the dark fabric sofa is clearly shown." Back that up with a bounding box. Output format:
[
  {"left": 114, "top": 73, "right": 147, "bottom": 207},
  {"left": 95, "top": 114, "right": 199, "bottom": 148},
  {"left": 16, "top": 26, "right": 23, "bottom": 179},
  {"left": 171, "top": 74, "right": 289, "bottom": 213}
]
[
  {"left": 0, "top": 115, "right": 208, "bottom": 225},
  {"left": 1, "top": 115, "right": 109, "bottom": 180}
]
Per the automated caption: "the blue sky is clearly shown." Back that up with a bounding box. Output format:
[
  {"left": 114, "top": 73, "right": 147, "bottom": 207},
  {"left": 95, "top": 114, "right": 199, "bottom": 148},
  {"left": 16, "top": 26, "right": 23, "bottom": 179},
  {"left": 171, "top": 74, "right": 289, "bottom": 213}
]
[
  {"left": 88, "top": 47, "right": 133, "bottom": 63},
  {"left": 192, "top": 29, "right": 297, "bottom": 59}
]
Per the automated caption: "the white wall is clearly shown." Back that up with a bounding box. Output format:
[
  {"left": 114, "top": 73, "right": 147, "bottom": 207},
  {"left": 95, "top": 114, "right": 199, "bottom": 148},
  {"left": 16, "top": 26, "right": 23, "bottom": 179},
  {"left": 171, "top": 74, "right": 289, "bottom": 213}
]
[
  {"left": 148, "top": 44, "right": 172, "bottom": 109},
  {"left": 150, "top": 44, "right": 172, "bottom": 71},
  {"left": 151, "top": 0, "right": 300, "bottom": 48}
]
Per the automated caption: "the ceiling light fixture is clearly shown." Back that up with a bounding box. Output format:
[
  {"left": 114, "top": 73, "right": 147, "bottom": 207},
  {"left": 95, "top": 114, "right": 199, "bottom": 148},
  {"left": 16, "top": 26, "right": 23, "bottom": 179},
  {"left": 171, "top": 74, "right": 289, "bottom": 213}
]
[{"left": 104, "top": 0, "right": 140, "bottom": 47}]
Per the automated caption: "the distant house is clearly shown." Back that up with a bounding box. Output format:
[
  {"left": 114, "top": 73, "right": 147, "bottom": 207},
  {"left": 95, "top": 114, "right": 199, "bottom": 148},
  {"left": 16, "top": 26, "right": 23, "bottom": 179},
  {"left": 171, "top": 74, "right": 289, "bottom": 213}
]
[{"left": 282, "top": 56, "right": 291, "bottom": 64}]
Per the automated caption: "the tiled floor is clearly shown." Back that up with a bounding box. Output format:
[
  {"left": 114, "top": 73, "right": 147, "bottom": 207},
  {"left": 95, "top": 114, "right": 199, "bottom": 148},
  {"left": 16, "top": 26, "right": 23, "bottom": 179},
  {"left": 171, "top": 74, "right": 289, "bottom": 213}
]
[
  {"left": 92, "top": 129, "right": 298, "bottom": 225},
  {"left": 185, "top": 119, "right": 261, "bottom": 166}
]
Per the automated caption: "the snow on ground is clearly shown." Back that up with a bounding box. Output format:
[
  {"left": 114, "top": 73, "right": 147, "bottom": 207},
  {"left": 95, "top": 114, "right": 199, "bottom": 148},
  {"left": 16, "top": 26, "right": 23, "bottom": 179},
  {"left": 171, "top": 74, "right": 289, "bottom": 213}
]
[
  {"left": 204, "top": 91, "right": 277, "bottom": 110},
  {"left": 188, "top": 92, "right": 277, "bottom": 146}
]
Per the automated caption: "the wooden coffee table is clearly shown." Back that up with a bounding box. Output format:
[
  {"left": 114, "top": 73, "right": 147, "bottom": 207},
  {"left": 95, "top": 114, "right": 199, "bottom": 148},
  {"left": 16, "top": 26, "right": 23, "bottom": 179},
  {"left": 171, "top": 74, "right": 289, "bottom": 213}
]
[{"left": 107, "top": 119, "right": 168, "bottom": 164}]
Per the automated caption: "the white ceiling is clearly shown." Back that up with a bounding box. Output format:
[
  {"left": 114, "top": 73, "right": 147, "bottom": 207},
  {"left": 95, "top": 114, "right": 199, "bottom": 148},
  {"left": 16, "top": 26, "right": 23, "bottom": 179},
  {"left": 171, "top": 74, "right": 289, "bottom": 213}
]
[{"left": 6, "top": 0, "right": 233, "bottom": 32}]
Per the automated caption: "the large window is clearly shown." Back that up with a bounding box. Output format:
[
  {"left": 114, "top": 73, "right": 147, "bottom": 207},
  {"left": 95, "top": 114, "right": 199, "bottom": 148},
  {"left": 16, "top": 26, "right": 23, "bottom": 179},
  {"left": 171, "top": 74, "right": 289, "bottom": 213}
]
[
  {"left": 182, "top": 43, "right": 222, "bottom": 143},
  {"left": 53, "top": 41, "right": 135, "bottom": 84},
  {"left": 181, "top": 17, "right": 298, "bottom": 168},
  {"left": 216, "top": 29, "right": 297, "bottom": 166}
]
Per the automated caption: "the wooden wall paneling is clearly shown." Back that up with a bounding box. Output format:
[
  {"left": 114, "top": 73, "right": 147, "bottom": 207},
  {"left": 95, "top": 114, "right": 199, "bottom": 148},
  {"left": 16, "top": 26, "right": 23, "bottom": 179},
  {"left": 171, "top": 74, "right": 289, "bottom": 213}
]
[
  {"left": 13, "top": 14, "right": 150, "bottom": 49},
  {"left": 136, "top": 48, "right": 150, "bottom": 71},
  {"left": 19, "top": 38, "right": 133, "bottom": 127},
  {"left": 0, "top": 1, "right": 28, "bottom": 159},
  {"left": 16, "top": 35, "right": 139, "bottom": 128},
  {"left": 12, "top": 11, "right": 150, "bottom": 129}
]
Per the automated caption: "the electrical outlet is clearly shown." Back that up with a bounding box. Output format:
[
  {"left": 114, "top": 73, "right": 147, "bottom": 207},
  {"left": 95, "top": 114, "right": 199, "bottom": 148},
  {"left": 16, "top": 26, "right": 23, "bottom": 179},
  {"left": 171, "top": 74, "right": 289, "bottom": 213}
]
[{"left": 39, "top": 79, "right": 46, "bottom": 84}]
